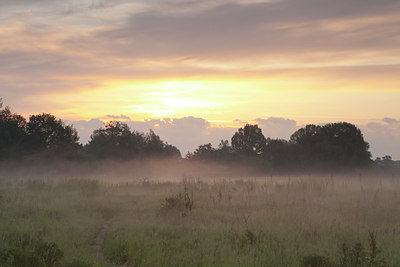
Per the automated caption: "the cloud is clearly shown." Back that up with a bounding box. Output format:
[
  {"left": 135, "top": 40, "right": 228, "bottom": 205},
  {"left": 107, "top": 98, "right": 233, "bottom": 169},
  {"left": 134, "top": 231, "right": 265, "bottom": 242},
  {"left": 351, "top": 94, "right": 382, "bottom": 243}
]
[
  {"left": 89, "top": 0, "right": 400, "bottom": 62},
  {"left": 68, "top": 118, "right": 104, "bottom": 143},
  {"left": 102, "top": 114, "right": 131, "bottom": 120},
  {"left": 68, "top": 116, "right": 236, "bottom": 154},
  {"left": 129, "top": 117, "right": 235, "bottom": 155},
  {"left": 359, "top": 118, "right": 400, "bottom": 160},
  {"left": 1, "top": 0, "right": 400, "bottom": 102},
  {"left": 382, "top": 117, "right": 400, "bottom": 124},
  {"left": 256, "top": 117, "right": 298, "bottom": 139}
]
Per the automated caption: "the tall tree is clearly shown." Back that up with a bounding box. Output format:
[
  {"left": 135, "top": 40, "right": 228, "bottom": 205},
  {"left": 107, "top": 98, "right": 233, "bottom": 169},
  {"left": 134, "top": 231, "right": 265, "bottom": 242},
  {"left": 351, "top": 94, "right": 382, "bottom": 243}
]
[
  {"left": 264, "top": 138, "right": 293, "bottom": 170},
  {"left": 289, "top": 122, "right": 371, "bottom": 168},
  {"left": 86, "top": 122, "right": 181, "bottom": 159},
  {"left": 231, "top": 124, "right": 267, "bottom": 156},
  {"left": 26, "top": 113, "right": 80, "bottom": 157},
  {"left": 289, "top": 124, "right": 322, "bottom": 165},
  {"left": 187, "top": 143, "right": 216, "bottom": 161},
  {"left": 0, "top": 101, "right": 27, "bottom": 159},
  {"left": 144, "top": 130, "right": 181, "bottom": 158},
  {"left": 319, "top": 122, "right": 371, "bottom": 167},
  {"left": 86, "top": 121, "right": 144, "bottom": 159}
]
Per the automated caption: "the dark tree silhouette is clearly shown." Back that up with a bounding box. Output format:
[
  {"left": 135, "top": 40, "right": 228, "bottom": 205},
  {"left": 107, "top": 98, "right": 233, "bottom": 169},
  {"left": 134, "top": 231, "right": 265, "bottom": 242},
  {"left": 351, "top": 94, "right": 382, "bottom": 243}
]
[
  {"left": 86, "top": 121, "right": 145, "bottom": 159},
  {"left": 289, "top": 124, "right": 322, "bottom": 166},
  {"left": 289, "top": 122, "right": 371, "bottom": 168},
  {"left": 26, "top": 113, "right": 80, "bottom": 157},
  {"left": 0, "top": 101, "right": 27, "bottom": 159},
  {"left": 319, "top": 122, "right": 371, "bottom": 167},
  {"left": 375, "top": 155, "right": 399, "bottom": 168},
  {"left": 231, "top": 124, "right": 267, "bottom": 156},
  {"left": 144, "top": 130, "right": 181, "bottom": 158},
  {"left": 187, "top": 143, "right": 216, "bottom": 161},
  {"left": 264, "top": 138, "right": 294, "bottom": 170},
  {"left": 86, "top": 121, "right": 180, "bottom": 159},
  {"left": 290, "top": 124, "right": 321, "bottom": 146},
  {"left": 186, "top": 140, "right": 234, "bottom": 162}
]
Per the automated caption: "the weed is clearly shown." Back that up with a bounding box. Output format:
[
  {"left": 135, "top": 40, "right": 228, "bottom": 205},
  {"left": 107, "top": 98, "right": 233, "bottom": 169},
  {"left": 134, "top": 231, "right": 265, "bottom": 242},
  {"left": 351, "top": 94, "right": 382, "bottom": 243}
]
[
  {"left": 244, "top": 229, "right": 257, "bottom": 246},
  {"left": 161, "top": 193, "right": 185, "bottom": 213},
  {"left": 367, "top": 231, "right": 386, "bottom": 267},
  {"left": 339, "top": 232, "right": 386, "bottom": 267},
  {"left": 160, "top": 180, "right": 193, "bottom": 216}
]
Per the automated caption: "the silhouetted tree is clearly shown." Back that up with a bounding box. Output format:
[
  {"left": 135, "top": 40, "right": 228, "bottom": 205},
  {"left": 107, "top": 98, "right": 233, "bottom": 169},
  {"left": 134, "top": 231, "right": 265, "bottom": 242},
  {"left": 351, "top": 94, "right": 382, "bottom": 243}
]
[
  {"left": 26, "top": 113, "right": 80, "bottom": 157},
  {"left": 187, "top": 143, "right": 216, "bottom": 161},
  {"left": 264, "top": 138, "right": 294, "bottom": 170},
  {"left": 161, "top": 144, "right": 181, "bottom": 158},
  {"left": 144, "top": 130, "right": 181, "bottom": 158},
  {"left": 290, "top": 124, "right": 321, "bottom": 146},
  {"left": 216, "top": 139, "right": 234, "bottom": 160},
  {"left": 186, "top": 140, "right": 235, "bottom": 162},
  {"left": 144, "top": 130, "right": 164, "bottom": 154},
  {"left": 289, "top": 124, "right": 322, "bottom": 166},
  {"left": 86, "top": 121, "right": 180, "bottom": 159},
  {"left": 0, "top": 101, "right": 27, "bottom": 159},
  {"left": 86, "top": 121, "right": 145, "bottom": 159},
  {"left": 375, "top": 155, "right": 399, "bottom": 168},
  {"left": 289, "top": 122, "right": 371, "bottom": 168},
  {"left": 231, "top": 124, "right": 267, "bottom": 156},
  {"left": 319, "top": 122, "right": 371, "bottom": 166},
  {"left": 218, "top": 139, "right": 230, "bottom": 151}
]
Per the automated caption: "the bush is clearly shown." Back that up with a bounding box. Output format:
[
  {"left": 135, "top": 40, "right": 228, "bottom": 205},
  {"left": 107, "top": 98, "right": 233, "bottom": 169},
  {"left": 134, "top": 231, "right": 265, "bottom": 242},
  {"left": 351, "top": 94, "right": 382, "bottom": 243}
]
[{"left": 160, "top": 181, "right": 193, "bottom": 216}]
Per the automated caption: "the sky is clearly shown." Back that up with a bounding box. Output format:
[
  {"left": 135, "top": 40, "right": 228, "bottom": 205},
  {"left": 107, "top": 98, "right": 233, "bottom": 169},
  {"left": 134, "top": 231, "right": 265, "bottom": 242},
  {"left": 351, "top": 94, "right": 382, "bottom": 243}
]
[{"left": 1, "top": 0, "right": 400, "bottom": 158}]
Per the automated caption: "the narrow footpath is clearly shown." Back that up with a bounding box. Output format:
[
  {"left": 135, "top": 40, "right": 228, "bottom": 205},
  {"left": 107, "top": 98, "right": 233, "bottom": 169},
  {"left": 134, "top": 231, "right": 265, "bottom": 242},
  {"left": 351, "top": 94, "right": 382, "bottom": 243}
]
[{"left": 93, "top": 219, "right": 112, "bottom": 261}]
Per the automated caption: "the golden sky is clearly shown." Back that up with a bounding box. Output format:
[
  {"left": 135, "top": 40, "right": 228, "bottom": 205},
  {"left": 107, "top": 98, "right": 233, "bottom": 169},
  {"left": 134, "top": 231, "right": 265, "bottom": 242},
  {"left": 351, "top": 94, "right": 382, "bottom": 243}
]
[{"left": 1, "top": 0, "right": 400, "bottom": 157}]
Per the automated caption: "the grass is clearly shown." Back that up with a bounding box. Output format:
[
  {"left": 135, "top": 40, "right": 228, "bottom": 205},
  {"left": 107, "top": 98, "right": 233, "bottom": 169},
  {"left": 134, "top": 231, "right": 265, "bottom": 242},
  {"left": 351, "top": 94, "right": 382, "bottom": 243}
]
[{"left": 0, "top": 173, "right": 400, "bottom": 266}]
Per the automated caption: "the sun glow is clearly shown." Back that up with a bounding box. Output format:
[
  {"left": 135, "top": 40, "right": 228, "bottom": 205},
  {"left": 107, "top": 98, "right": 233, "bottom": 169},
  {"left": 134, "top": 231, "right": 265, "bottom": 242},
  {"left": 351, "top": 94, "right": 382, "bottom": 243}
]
[{"left": 22, "top": 73, "right": 400, "bottom": 127}]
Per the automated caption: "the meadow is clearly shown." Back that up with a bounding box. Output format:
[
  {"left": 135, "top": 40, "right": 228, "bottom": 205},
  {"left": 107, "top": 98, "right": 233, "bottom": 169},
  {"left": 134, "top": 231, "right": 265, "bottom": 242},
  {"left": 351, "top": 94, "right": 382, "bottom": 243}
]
[{"left": 0, "top": 171, "right": 399, "bottom": 266}]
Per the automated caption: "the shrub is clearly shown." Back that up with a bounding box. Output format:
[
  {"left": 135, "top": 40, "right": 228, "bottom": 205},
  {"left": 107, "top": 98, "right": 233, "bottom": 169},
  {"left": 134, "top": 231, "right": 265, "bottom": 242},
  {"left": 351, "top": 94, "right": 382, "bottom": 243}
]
[{"left": 160, "top": 181, "right": 193, "bottom": 216}]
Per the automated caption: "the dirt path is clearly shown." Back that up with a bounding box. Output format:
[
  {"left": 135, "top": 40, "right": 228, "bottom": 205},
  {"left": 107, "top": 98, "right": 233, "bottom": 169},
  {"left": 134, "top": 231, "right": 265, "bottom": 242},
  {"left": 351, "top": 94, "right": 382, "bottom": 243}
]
[{"left": 93, "top": 219, "right": 112, "bottom": 260}]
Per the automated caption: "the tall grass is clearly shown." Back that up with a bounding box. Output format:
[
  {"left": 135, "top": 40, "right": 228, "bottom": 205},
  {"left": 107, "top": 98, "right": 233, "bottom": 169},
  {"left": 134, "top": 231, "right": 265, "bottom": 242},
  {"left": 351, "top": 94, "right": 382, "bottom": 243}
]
[{"left": 0, "top": 173, "right": 399, "bottom": 266}]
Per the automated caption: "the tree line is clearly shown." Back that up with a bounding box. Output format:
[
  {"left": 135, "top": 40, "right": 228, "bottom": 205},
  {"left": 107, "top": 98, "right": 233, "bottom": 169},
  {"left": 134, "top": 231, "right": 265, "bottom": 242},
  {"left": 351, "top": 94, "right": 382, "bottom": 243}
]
[
  {"left": 0, "top": 101, "right": 180, "bottom": 161},
  {"left": 0, "top": 100, "right": 375, "bottom": 170},
  {"left": 187, "top": 123, "right": 373, "bottom": 171}
]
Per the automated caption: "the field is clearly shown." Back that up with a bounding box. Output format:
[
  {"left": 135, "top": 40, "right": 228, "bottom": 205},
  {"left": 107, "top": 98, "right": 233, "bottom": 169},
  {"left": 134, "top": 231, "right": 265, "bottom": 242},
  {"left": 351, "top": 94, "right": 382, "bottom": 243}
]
[{"left": 1, "top": 172, "right": 400, "bottom": 266}]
